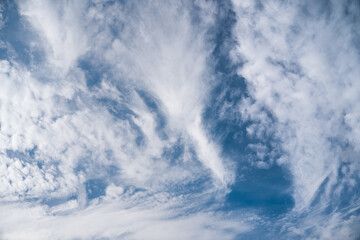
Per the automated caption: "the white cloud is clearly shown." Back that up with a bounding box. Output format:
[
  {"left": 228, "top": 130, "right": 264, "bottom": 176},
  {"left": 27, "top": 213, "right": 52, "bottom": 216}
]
[
  {"left": 18, "top": 0, "right": 89, "bottom": 72},
  {"left": 0, "top": 190, "right": 252, "bottom": 240},
  {"left": 87, "top": 0, "right": 234, "bottom": 186},
  {"left": 232, "top": 0, "right": 360, "bottom": 236},
  {"left": 0, "top": 0, "right": 244, "bottom": 239}
]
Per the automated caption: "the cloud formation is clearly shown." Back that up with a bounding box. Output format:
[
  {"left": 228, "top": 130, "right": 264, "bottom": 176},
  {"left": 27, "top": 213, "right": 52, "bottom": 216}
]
[
  {"left": 0, "top": 0, "right": 359, "bottom": 239},
  {"left": 0, "top": 0, "right": 245, "bottom": 239},
  {"left": 232, "top": 0, "right": 360, "bottom": 238}
]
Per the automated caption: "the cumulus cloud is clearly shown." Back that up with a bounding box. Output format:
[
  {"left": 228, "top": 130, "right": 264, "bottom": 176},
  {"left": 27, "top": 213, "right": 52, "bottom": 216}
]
[
  {"left": 2, "top": 0, "right": 359, "bottom": 238},
  {"left": 232, "top": 0, "right": 360, "bottom": 236},
  {"left": 0, "top": 0, "right": 243, "bottom": 239}
]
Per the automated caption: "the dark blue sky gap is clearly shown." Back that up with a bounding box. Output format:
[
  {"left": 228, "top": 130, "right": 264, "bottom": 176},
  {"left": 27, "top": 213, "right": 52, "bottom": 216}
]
[{"left": 201, "top": 0, "right": 294, "bottom": 218}]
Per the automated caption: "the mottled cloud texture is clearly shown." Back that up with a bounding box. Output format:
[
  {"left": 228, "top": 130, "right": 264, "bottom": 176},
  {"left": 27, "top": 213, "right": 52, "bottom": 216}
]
[{"left": 0, "top": 0, "right": 359, "bottom": 239}]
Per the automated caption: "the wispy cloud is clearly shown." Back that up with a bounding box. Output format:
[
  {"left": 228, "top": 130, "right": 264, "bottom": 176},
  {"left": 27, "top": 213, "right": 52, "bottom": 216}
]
[
  {"left": 1, "top": 0, "right": 359, "bottom": 238},
  {"left": 0, "top": 195, "right": 252, "bottom": 240},
  {"left": 18, "top": 0, "right": 88, "bottom": 72},
  {"left": 0, "top": 0, "right": 245, "bottom": 239},
  {"left": 232, "top": 0, "right": 360, "bottom": 237}
]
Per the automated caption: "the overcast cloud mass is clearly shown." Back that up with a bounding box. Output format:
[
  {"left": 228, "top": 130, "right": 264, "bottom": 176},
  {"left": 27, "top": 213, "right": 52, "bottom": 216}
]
[{"left": 0, "top": 0, "right": 359, "bottom": 239}]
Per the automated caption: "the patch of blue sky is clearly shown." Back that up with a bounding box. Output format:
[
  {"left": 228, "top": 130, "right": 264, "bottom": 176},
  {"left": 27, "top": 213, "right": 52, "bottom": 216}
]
[
  {"left": 226, "top": 166, "right": 294, "bottom": 215},
  {"left": 85, "top": 178, "right": 107, "bottom": 200},
  {"left": 6, "top": 145, "right": 37, "bottom": 162},
  {"left": 98, "top": 97, "right": 137, "bottom": 120},
  {"left": 136, "top": 89, "right": 168, "bottom": 139},
  {"left": 40, "top": 194, "right": 77, "bottom": 208},
  {"left": 203, "top": 0, "right": 294, "bottom": 217},
  {"left": 209, "top": 2, "right": 241, "bottom": 74},
  {"left": 78, "top": 58, "right": 107, "bottom": 88},
  {"left": 0, "top": 1, "right": 44, "bottom": 65},
  {"left": 5, "top": 146, "right": 48, "bottom": 171}
]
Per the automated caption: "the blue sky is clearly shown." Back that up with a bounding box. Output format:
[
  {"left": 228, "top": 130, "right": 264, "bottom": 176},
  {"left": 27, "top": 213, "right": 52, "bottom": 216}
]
[{"left": 0, "top": 0, "right": 359, "bottom": 239}]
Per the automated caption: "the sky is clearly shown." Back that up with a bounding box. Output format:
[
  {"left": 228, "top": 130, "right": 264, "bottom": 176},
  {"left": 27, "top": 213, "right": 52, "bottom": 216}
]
[{"left": 0, "top": 0, "right": 359, "bottom": 239}]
